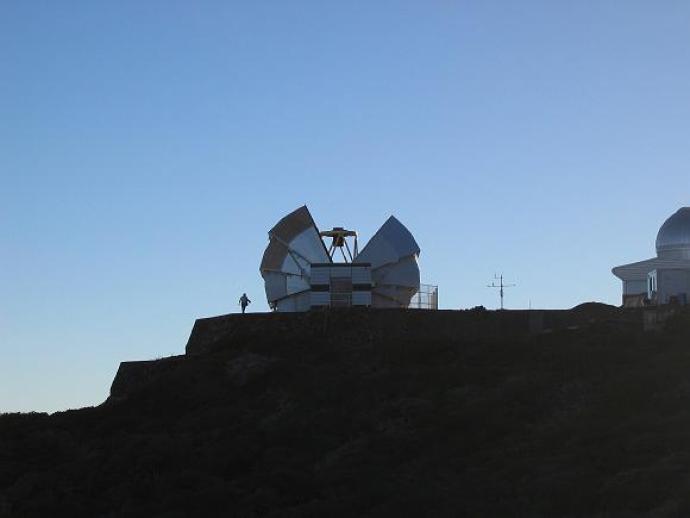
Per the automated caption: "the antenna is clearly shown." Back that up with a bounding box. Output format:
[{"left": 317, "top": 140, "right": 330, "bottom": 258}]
[{"left": 487, "top": 274, "right": 516, "bottom": 310}]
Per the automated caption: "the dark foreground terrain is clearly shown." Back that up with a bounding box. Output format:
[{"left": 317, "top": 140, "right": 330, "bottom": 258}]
[{"left": 3, "top": 306, "right": 690, "bottom": 517}]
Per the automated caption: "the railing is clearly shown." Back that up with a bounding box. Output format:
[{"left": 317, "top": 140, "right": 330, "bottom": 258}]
[{"left": 409, "top": 284, "right": 439, "bottom": 310}]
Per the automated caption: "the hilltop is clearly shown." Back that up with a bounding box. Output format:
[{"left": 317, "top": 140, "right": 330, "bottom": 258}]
[{"left": 3, "top": 306, "right": 690, "bottom": 516}]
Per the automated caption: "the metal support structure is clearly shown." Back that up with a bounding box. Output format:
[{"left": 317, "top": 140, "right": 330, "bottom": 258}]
[
  {"left": 320, "top": 227, "right": 358, "bottom": 263},
  {"left": 487, "top": 274, "right": 516, "bottom": 310}
]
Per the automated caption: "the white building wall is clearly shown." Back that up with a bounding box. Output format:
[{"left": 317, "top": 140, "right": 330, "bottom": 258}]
[
  {"left": 310, "top": 292, "right": 330, "bottom": 307},
  {"left": 624, "top": 279, "right": 647, "bottom": 296},
  {"left": 308, "top": 264, "right": 372, "bottom": 308},
  {"left": 658, "top": 269, "right": 690, "bottom": 304},
  {"left": 352, "top": 291, "right": 372, "bottom": 306},
  {"left": 309, "top": 266, "right": 330, "bottom": 285}
]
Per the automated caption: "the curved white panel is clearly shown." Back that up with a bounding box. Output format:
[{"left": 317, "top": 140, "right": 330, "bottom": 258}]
[
  {"left": 263, "top": 271, "right": 288, "bottom": 302},
  {"left": 286, "top": 275, "right": 310, "bottom": 295},
  {"left": 355, "top": 238, "right": 399, "bottom": 270},
  {"left": 291, "top": 227, "right": 330, "bottom": 264},
  {"left": 356, "top": 216, "right": 420, "bottom": 267},
  {"left": 357, "top": 216, "right": 421, "bottom": 308},
  {"left": 260, "top": 206, "right": 332, "bottom": 311},
  {"left": 275, "top": 291, "right": 310, "bottom": 312},
  {"left": 373, "top": 285, "right": 418, "bottom": 306},
  {"left": 280, "top": 254, "right": 301, "bottom": 276},
  {"left": 375, "top": 256, "right": 420, "bottom": 288}
]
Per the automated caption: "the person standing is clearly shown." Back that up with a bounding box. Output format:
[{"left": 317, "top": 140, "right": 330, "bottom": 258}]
[{"left": 239, "top": 293, "right": 251, "bottom": 314}]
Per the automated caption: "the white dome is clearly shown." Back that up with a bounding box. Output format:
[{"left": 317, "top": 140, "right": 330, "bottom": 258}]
[{"left": 656, "top": 207, "right": 690, "bottom": 259}]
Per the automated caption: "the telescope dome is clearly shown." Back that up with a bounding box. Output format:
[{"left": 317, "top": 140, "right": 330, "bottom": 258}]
[{"left": 656, "top": 207, "right": 690, "bottom": 259}]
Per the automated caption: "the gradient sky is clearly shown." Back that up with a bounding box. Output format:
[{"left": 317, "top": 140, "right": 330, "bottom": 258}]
[{"left": 2, "top": 1, "right": 690, "bottom": 413}]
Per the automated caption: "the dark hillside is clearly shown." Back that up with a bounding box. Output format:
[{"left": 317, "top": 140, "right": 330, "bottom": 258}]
[{"left": 3, "top": 307, "right": 690, "bottom": 517}]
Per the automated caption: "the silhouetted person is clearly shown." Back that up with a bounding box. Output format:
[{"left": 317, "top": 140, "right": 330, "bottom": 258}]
[{"left": 239, "top": 293, "right": 251, "bottom": 314}]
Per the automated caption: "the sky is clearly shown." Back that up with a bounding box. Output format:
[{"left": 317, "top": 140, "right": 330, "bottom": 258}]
[{"left": 2, "top": 1, "right": 689, "bottom": 413}]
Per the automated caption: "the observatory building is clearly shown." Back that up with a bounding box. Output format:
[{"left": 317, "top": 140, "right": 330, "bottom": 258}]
[
  {"left": 612, "top": 207, "right": 690, "bottom": 306},
  {"left": 260, "top": 206, "right": 431, "bottom": 312}
]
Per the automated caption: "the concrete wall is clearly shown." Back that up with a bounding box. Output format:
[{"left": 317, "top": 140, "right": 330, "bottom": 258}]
[
  {"left": 184, "top": 306, "right": 631, "bottom": 356},
  {"left": 110, "top": 305, "right": 639, "bottom": 400},
  {"left": 109, "top": 356, "right": 186, "bottom": 401}
]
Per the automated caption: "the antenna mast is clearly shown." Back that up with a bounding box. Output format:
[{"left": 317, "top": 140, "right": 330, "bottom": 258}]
[{"left": 487, "top": 274, "right": 516, "bottom": 310}]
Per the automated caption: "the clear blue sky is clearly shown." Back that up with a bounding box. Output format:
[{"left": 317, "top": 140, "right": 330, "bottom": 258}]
[{"left": 2, "top": 2, "right": 689, "bottom": 413}]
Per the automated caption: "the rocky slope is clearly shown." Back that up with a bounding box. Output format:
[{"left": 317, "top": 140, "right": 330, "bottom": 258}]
[{"left": 2, "top": 306, "right": 690, "bottom": 517}]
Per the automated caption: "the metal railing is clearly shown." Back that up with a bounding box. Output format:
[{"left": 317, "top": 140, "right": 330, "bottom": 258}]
[{"left": 409, "top": 284, "right": 439, "bottom": 310}]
